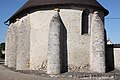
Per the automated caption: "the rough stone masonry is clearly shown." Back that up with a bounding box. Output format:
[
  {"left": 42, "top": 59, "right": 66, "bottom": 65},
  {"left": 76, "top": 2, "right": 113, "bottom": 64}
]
[{"left": 5, "top": 0, "right": 120, "bottom": 75}]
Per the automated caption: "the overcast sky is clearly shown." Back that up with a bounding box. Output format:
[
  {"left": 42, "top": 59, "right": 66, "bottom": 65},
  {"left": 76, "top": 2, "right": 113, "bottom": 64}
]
[{"left": 0, "top": 0, "right": 120, "bottom": 43}]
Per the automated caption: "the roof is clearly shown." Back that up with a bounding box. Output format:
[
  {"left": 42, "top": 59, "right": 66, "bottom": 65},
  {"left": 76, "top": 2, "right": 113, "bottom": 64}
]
[{"left": 6, "top": 0, "right": 109, "bottom": 23}]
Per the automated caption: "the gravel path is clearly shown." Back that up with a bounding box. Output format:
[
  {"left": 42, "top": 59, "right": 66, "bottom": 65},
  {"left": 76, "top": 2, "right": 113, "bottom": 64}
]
[{"left": 0, "top": 65, "right": 80, "bottom": 80}]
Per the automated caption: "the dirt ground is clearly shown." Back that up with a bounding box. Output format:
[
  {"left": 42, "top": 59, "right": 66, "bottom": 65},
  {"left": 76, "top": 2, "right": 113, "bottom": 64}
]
[
  {"left": 0, "top": 64, "right": 120, "bottom": 80},
  {"left": 0, "top": 65, "right": 81, "bottom": 80}
]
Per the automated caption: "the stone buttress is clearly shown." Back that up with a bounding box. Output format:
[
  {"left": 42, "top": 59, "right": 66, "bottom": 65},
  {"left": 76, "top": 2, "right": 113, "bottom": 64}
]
[
  {"left": 5, "top": 27, "right": 10, "bottom": 66},
  {"left": 90, "top": 11, "right": 105, "bottom": 73},
  {"left": 16, "top": 14, "right": 31, "bottom": 70},
  {"left": 47, "top": 11, "right": 66, "bottom": 74}
]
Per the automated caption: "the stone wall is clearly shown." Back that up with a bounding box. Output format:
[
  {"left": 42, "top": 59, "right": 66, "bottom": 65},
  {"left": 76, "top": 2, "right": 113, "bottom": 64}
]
[
  {"left": 29, "top": 7, "right": 94, "bottom": 71},
  {"left": 60, "top": 9, "right": 91, "bottom": 72},
  {"left": 106, "top": 45, "right": 120, "bottom": 71},
  {"left": 90, "top": 11, "right": 105, "bottom": 73},
  {"left": 106, "top": 45, "right": 114, "bottom": 72},
  {"left": 30, "top": 10, "right": 51, "bottom": 70},
  {"left": 5, "top": 7, "right": 107, "bottom": 73},
  {"left": 114, "top": 48, "right": 120, "bottom": 69},
  {"left": 5, "top": 22, "right": 18, "bottom": 68},
  {"left": 8, "top": 21, "right": 18, "bottom": 68},
  {"left": 5, "top": 27, "right": 11, "bottom": 66},
  {"left": 16, "top": 14, "right": 31, "bottom": 70}
]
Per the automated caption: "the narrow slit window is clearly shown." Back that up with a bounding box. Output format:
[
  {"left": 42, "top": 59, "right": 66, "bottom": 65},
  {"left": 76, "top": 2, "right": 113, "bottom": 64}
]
[{"left": 81, "top": 9, "right": 89, "bottom": 35}]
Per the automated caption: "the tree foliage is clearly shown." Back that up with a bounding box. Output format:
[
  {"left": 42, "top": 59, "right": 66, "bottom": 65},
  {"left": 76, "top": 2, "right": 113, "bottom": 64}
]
[
  {"left": 0, "top": 43, "right": 5, "bottom": 51},
  {"left": 0, "top": 42, "right": 5, "bottom": 58}
]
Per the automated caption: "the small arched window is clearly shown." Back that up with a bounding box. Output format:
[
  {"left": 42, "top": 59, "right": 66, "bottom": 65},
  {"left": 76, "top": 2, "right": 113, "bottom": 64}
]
[{"left": 81, "top": 9, "right": 90, "bottom": 35}]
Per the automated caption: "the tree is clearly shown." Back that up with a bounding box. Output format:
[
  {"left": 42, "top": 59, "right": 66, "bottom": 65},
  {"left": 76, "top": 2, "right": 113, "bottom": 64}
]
[
  {"left": 0, "top": 43, "right": 5, "bottom": 51},
  {"left": 0, "top": 42, "right": 5, "bottom": 59}
]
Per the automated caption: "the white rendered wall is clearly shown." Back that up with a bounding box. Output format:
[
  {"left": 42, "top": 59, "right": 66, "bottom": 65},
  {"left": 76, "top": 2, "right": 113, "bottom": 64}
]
[
  {"left": 6, "top": 7, "right": 106, "bottom": 72},
  {"left": 114, "top": 48, "right": 120, "bottom": 69},
  {"left": 5, "top": 22, "right": 18, "bottom": 68},
  {"left": 30, "top": 10, "right": 52, "bottom": 70},
  {"left": 8, "top": 21, "right": 18, "bottom": 68},
  {"left": 16, "top": 14, "right": 31, "bottom": 70},
  {"left": 30, "top": 7, "right": 92, "bottom": 71},
  {"left": 5, "top": 26, "right": 11, "bottom": 66}
]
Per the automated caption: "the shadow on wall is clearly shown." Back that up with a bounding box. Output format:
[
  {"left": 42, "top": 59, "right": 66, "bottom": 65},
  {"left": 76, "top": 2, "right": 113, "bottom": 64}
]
[
  {"left": 106, "top": 45, "right": 115, "bottom": 72},
  {"left": 104, "top": 29, "right": 114, "bottom": 72},
  {"left": 59, "top": 16, "right": 68, "bottom": 73}
]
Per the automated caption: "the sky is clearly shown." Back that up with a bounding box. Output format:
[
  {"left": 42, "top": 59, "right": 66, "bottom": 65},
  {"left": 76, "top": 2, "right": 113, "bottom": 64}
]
[{"left": 0, "top": 0, "right": 120, "bottom": 44}]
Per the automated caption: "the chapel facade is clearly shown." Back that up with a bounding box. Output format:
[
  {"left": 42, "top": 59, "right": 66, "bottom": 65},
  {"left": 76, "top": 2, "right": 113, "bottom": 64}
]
[{"left": 5, "top": 0, "right": 118, "bottom": 75}]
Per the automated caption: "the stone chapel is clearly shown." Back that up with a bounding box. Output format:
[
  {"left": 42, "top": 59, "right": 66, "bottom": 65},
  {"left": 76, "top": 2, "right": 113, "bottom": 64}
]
[{"left": 4, "top": 0, "right": 120, "bottom": 75}]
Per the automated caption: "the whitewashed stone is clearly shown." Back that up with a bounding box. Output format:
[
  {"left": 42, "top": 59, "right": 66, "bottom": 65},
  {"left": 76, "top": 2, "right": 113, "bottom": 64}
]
[
  {"left": 8, "top": 21, "right": 18, "bottom": 68},
  {"left": 29, "top": 10, "right": 52, "bottom": 70},
  {"left": 16, "top": 14, "right": 30, "bottom": 70},
  {"left": 5, "top": 22, "right": 17, "bottom": 68},
  {"left": 114, "top": 48, "right": 120, "bottom": 69},
  {"left": 60, "top": 9, "right": 91, "bottom": 72},
  {"left": 5, "top": 27, "right": 11, "bottom": 66},
  {"left": 7, "top": 26, "right": 12, "bottom": 67},
  {"left": 90, "top": 11, "right": 105, "bottom": 73},
  {"left": 29, "top": 8, "right": 91, "bottom": 71},
  {"left": 5, "top": 7, "right": 108, "bottom": 73}
]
